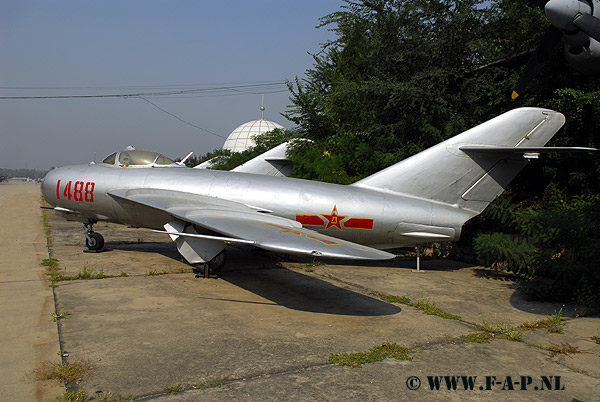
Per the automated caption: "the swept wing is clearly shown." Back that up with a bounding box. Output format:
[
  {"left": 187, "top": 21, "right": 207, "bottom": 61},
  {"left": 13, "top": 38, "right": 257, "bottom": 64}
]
[{"left": 107, "top": 188, "right": 394, "bottom": 261}]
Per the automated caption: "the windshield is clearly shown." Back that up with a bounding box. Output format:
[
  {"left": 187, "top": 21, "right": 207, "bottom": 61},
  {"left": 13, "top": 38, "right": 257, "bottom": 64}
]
[
  {"left": 101, "top": 149, "right": 176, "bottom": 166},
  {"left": 102, "top": 152, "right": 117, "bottom": 165}
]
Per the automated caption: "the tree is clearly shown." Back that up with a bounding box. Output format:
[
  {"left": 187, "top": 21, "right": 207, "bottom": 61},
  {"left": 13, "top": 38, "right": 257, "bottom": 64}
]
[
  {"left": 285, "top": 0, "right": 600, "bottom": 311},
  {"left": 186, "top": 128, "right": 297, "bottom": 171}
]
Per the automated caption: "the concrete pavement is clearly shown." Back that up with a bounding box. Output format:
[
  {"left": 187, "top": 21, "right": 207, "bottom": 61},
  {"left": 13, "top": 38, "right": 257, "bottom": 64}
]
[
  {"left": 0, "top": 182, "right": 63, "bottom": 401},
  {"left": 3, "top": 181, "right": 599, "bottom": 401}
]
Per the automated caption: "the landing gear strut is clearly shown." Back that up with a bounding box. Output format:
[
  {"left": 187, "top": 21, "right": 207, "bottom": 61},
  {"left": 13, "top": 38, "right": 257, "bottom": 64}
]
[
  {"left": 193, "top": 250, "right": 226, "bottom": 278},
  {"left": 84, "top": 221, "right": 104, "bottom": 251}
]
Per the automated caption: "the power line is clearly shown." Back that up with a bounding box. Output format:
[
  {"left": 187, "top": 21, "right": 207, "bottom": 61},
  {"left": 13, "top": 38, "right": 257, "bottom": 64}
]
[
  {"left": 0, "top": 80, "right": 290, "bottom": 139},
  {"left": 0, "top": 81, "right": 288, "bottom": 100},
  {"left": 0, "top": 80, "right": 286, "bottom": 90},
  {"left": 136, "top": 96, "right": 226, "bottom": 139}
]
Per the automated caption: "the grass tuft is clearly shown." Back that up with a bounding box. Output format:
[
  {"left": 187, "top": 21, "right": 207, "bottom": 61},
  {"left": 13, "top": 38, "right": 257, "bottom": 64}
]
[
  {"left": 33, "top": 359, "right": 93, "bottom": 384},
  {"left": 545, "top": 342, "right": 580, "bottom": 356},
  {"left": 519, "top": 309, "right": 566, "bottom": 333},
  {"left": 75, "top": 264, "right": 110, "bottom": 280},
  {"left": 304, "top": 260, "right": 325, "bottom": 272},
  {"left": 475, "top": 319, "right": 523, "bottom": 342},
  {"left": 42, "top": 258, "right": 63, "bottom": 284},
  {"left": 163, "top": 380, "right": 183, "bottom": 394},
  {"left": 369, "top": 291, "right": 460, "bottom": 320},
  {"left": 44, "top": 261, "right": 121, "bottom": 283},
  {"left": 368, "top": 291, "right": 411, "bottom": 304},
  {"left": 462, "top": 332, "right": 492, "bottom": 343},
  {"left": 51, "top": 310, "right": 70, "bottom": 322},
  {"left": 40, "top": 204, "right": 53, "bottom": 248},
  {"left": 58, "top": 389, "right": 88, "bottom": 402},
  {"left": 329, "top": 342, "right": 412, "bottom": 368},
  {"left": 413, "top": 296, "right": 461, "bottom": 320}
]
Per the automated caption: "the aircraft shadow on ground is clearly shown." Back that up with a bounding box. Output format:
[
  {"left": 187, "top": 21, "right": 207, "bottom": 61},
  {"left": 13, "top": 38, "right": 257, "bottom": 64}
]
[
  {"left": 471, "top": 268, "right": 577, "bottom": 317},
  {"left": 102, "top": 241, "right": 182, "bottom": 260},
  {"left": 312, "top": 256, "right": 476, "bottom": 272},
  {"left": 221, "top": 267, "right": 402, "bottom": 317},
  {"left": 217, "top": 245, "right": 401, "bottom": 317},
  {"left": 100, "top": 242, "right": 401, "bottom": 317},
  {"left": 83, "top": 238, "right": 576, "bottom": 319}
]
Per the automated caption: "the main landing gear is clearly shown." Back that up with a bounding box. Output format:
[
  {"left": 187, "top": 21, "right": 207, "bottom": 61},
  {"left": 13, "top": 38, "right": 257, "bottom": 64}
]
[
  {"left": 84, "top": 221, "right": 104, "bottom": 251},
  {"left": 193, "top": 250, "right": 226, "bottom": 279}
]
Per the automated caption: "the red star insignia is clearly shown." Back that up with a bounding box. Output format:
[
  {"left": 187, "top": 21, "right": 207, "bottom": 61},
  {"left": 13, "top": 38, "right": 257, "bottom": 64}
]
[{"left": 321, "top": 205, "right": 347, "bottom": 231}]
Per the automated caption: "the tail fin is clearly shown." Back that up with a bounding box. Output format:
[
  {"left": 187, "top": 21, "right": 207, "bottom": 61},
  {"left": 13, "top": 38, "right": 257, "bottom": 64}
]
[
  {"left": 351, "top": 108, "right": 566, "bottom": 213},
  {"left": 232, "top": 142, "right": 293, "bottom": 177}
]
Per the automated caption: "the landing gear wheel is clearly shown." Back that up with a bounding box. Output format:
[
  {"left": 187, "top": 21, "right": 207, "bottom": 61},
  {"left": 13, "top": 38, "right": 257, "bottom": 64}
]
[
  {"left": 207, "top": 250, "right": 226, "bottom": 277},
  {"left": 86, "top": 232, "right": 104, "bottom": 251},
  {"left": 193, "top": 251, "right": 226, "bottom": 278}
]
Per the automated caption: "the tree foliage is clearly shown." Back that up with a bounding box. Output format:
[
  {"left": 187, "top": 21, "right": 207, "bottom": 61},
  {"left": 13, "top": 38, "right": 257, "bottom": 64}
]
[
  {"left": 0, "top": 168, "right": 46, "bottom": 180},
  {"left": 282, "top": 0, "right": 600, "bottom": 310},
  {"left": 185, "top": 128, "right": 296, "bottom": 170}
]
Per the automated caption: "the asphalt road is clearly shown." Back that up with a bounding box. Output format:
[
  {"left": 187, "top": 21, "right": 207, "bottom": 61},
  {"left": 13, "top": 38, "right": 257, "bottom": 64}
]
[{"left": 2, "top": 181, "right": 599, "bottom": 401}]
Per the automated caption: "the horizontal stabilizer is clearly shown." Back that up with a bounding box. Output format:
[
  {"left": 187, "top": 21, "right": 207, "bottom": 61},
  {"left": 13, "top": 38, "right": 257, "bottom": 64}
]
[{"left": 460, "top": 146, "right": 598, "bottom": 154}]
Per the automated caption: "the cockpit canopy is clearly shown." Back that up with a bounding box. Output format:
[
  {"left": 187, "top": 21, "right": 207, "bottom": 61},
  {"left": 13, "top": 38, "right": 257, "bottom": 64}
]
[{"left": 102, "top": 146, "right": 177, "bottom": 168}]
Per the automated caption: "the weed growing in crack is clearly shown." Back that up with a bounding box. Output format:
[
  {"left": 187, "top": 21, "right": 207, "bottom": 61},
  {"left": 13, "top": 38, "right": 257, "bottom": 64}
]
[
  {"left": 163, "top": 380, "right": 183, "bottom": 394},
  {"left": 519, "top": 309, "right": 566, "bottom": 333},
  {"left": 304, "top": 260, "right": 325, "bottom": 272},
  {"left": 368, "top": 291, "right": 411, "bottom": 304},
  {"left": 368, "top": 291, "right": 460, "bottom": 320},
  {"left": 475, "top": 319, "right": 523, "bottom": 342},
  {"left": 329, "top": 342, "right": 412, "bottom": 367},
  {"left": 51, "top": 310, "right": 70, "bottom": 321},
  {"left": 462, "top": 332, "right": 492, "bottom": 343},
  {"left": 58, "top": 389, "right": 87, "bottom": 402},
  {"left": 544, "top": 342, "right": 580, "bottom": 356},
  {"left": 33, "top": 359, "right": 93, "bottom": 384},
  {"left": 413, "top": 296, "right": 462, "bottom": 320}
]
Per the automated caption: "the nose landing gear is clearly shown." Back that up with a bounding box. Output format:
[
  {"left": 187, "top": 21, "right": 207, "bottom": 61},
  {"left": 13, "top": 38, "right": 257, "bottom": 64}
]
[{"left": 84, "top": 221, "right": 104, "bottom": 251}]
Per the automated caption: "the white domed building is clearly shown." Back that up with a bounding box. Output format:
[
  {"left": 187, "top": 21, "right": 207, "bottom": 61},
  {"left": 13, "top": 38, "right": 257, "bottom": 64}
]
[{"left": 222, "top": 107, "right": 284, "bottom": 153}]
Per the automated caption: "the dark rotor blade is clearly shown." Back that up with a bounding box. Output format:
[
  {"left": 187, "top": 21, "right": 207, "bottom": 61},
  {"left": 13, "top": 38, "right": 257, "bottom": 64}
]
[
  {"left": 513, "top": 25, "right": 563, "bottom": 99},
  {"left": 573, "top": 13, "right": 600, "bottom": 43}
]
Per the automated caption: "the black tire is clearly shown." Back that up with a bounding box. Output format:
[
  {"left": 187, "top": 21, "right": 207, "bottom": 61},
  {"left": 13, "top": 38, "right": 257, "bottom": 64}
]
[
  {"left": 193, "top": 251, "right": 226, "bottom": 278},
  {"left": 86, "top": 232, "right": 104, "bottom": 251},
  {"left": 207, "top": 250, "right": 226, "bottom": 276}
]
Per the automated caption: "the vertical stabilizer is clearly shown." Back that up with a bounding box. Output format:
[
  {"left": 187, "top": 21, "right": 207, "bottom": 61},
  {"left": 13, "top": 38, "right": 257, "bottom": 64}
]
[{"left": 351, "top": 108, "right": 565, "bottom": 213}]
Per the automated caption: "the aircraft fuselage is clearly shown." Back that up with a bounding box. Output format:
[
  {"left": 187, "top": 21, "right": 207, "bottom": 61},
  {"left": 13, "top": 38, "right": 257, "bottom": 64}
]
[{"left": 42, "top": 163, "right": 472, "bottom": 249}]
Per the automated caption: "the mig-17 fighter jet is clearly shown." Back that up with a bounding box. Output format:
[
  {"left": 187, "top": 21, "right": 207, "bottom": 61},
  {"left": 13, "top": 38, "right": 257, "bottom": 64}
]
[{"left": 41, "top": 107, "right": 595, "bottom": 277}]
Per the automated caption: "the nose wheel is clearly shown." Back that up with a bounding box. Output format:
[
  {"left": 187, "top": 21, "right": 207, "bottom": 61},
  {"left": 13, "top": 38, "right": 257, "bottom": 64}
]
[{"left": 84, "top": 222, "right": 104, "bottom": 251}]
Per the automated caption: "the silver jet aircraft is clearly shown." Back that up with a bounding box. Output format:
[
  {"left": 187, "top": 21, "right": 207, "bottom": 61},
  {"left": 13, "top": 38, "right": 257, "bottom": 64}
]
[{"left": 41, "top": 107, "right": 593, "bottom": 277}]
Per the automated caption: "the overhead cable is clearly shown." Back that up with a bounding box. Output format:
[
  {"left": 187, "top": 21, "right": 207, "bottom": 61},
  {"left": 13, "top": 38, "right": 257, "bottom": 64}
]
[
  {"left": 136, "top": 96, "right": 226, "bottom": 138},
  {"left": 0, "top": 81, "right": 288, "bottom": 100}
]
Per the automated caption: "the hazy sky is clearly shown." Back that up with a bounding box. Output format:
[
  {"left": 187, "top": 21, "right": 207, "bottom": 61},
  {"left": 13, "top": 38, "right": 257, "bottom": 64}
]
[{"left": 0, "top": 0, "right": 343, "bottom": 170}]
